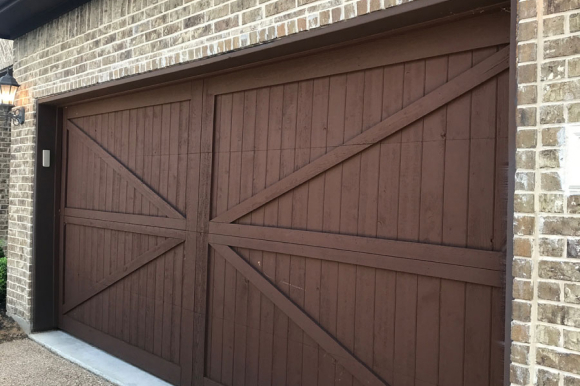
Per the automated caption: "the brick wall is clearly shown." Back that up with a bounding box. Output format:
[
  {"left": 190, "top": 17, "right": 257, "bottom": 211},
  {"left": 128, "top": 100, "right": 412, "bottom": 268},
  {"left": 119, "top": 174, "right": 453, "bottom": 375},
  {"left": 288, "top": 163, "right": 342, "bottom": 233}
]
[
  {"left": 9, "top": 1, "right": 580, "bottom": 383},
  {"left": 0, "top": 39, "right": 13, "bottom": 70},
  {"left": 6, "top": 0, "right": 417, "bottom": 329},
  {"left": 0, "top": 39, "right": 12, "bottom": 250},
  {"left": 512, "top": 0, "right": 580, "bottom": 385}
]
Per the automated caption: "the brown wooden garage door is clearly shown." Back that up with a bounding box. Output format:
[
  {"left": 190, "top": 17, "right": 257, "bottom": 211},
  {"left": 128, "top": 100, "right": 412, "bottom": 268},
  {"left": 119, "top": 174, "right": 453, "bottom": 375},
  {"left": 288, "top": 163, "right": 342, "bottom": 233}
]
[{"left": 58, "top": 12, "right": 510, "bottom": 386}]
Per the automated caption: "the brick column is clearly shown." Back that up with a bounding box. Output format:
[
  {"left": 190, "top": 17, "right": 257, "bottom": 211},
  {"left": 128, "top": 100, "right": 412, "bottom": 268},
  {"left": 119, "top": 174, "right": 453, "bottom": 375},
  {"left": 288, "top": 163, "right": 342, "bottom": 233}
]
[
  {"left": 512, "top": 0, "right": 580, "bottom": 384},
  {"left": 0, "top": 114, "right": 10, "bottom": 243}
]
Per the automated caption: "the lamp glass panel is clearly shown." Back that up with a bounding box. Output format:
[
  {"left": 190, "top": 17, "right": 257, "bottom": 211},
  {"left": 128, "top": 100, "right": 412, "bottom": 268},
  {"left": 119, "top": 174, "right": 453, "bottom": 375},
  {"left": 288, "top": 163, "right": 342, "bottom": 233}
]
[{"left": 0, "top": 84, "right": 17, "bottom": 106}]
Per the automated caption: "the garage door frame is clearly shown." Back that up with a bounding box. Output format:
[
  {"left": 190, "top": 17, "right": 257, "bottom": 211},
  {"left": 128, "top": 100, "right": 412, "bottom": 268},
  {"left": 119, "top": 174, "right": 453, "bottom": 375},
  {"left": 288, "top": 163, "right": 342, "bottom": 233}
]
[{"left": 31, "top": 1, "right": 517, "bottom": 385}]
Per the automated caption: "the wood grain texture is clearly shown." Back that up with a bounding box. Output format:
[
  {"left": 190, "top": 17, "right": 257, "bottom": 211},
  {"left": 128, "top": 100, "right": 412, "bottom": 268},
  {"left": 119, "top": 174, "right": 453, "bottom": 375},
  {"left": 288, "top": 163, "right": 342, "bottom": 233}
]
[
  {"left": 212, "top": 47, "right": 509, "bottom": 224},
  {"left": 58, "top": 13, "right": 509, "bottom": 386},
  {"left": 211, "top": 244, "right": 388, "bottom": 386}
]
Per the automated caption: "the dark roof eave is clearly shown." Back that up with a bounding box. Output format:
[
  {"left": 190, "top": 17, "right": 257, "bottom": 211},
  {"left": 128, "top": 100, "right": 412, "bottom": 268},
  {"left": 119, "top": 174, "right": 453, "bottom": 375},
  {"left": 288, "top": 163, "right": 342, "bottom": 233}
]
[{"left": 0, "top": 0, "right": 92, "bottom": 40}]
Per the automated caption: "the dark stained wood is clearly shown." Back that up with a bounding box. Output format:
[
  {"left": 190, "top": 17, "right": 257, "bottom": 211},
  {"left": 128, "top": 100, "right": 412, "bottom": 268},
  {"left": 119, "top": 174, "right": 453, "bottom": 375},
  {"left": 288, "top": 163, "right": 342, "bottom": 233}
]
[
  {"left": 59, "top": 84, "right": 195, "bottom": 383},
  {"left": 63, "top": 237, "right": 183, "bottom": 313},
  {"left": 207, "top": 234, "right": 502, "bottom": 287},
  {"left": 205, "top": 13, "right": 509, "bottom": 95},
  {"left": 65, "top": 208, "right": 186, "bottom": 230},
  {"left": 64, "top": 216, "right": 186, "bottom": 240},
  {"left": 212, "top": 46, "right": 509, "bottom": 224},
  {"left": 203, "top": 28, "right": 508, "bottom": 386},
  {"left": 67, "top": 120, "right": 184, "bottom": 219},
  {"left": 57, "top": 12, "right": 509, "bottom": 386},
  {"left": 211, "top": 244, "right": 388, "bottom": 386},
  {"left": 66, "top": 83, "right": 192, "bottom": 118},
  {"left": 208, "top": 223, "right": 503, "bottom": 270}
]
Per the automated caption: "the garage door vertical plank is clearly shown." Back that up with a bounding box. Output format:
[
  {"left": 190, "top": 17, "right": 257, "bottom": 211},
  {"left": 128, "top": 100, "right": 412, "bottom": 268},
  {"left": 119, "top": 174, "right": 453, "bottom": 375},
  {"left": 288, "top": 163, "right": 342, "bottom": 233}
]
[
  {"left": 160, "top": 104, "right": 175, "bottom": 362},
  {"left": 318, "top": 73, "right": 345, "bottom": 386},
  {"left": 107, "top": 112, "right": 128, "bottom": 339},
  {"left": 181, "top": 82, "right": 202, "bottom": 385},
  {"left": 163, "top": 102, "right": 182, "bottom": 362},
  {"left": 79, "top": 227, "right": 88, "bottom": 324},
  {"left": 142, "top": 106, "right": 154, "bottom": 216},
  {"left": 373, "top": 269, "right": 395, "bottom": 384},
  {"left": 414, "top": 276, "right": 441, "bottom": 386},
  {"left": 130, "top": 110, "right": 142, "bottom": 347},
  {"left": 135, "top": 108, "right": 147, "bottom": 217},
  {"left": 67, "top": 224, "right": 78, "bottom": 319},
  {"left": 90, "top": 115, "right": 104, "bottom": 331},
  {"left": 415, "top": 55, "right": 448, "bottom": 386},
  {"left": 92, "top": 115, "right": 108, "bottom": 334},
  {"left": 242, "top": 89, "right": 261, "bottom": 386},
  {"left": 169, "top": 103, "right": 183, "bottom": 364},
  {"left": 119, "top": 110, "right": 129, "bottom": 218},
  {"left": 135, "top": 107, "right": 151, "bottom": 340},
  {"left": 132, "top": 109, "right": 145, "bottom": 348},
  {"left": 336, "top": 70, "right": 364, "bottom": 386},
  {"left": 84, "top": 117, "right": 98, "bottom": 328},
  {"left": 377, "top": 63, "right": 403, "bottom": 241},
  {"left": 251, "top": 87, "right": 273, "bottom": 386},
  {"left": 463, "top": 47, "right": 497, "bottom": 386},
  {"left": 193, "top": 83, "right": 215, "bottom": 383},
  {"left": 151, "top": 105, "right": 163, "bottom": 217},
  {"left": 374, "top": 63, "right": 404, "bottom": 385},
  {"left": 270, "top": 83, "right": 293, "bottom": 386},
  {"left": 125, "top": 110, "right": 140, "bottom": 344},
  {"left": 438, "top": 49, "right": 472, "bottom": 386},
  {"left": 490, "top": 69, "right": 509, "bottom": 386},
  {"left": 98, "top": 114, "right": 113, "bottom": 335},
  {"left": 489, "top": 287, "right": 505, "bottom": 386},
  {"left": 398, "top": 59, "right": 425, "bottom": 243},
  {"left": 354, "top": 67, "right": 383, "bottom": 386},
  {"left": 121, "top": 111, "right": 132, "bottom": 346},
  {"left": 210, "top": 93, "right": 232, "bottom": 382},
  {"left": 204, "top": 94, "right": 220, "bottom": 378},
  {"left": 438, "top": 279, "right": 465, "bottom": 386},
  {"left": 419, "top": 55, "right": 447, "bottom": 244},
  {"left": 257, "top": 85, "right": 282, "bottom": 386},
  {"left": 287, "top": 80, "right": 312, "bottom": 386},
  {"left": 168, "top": 102, "right": 180, "bottom": 215},
  {"left": 142, "top": 106, "right": 155, "bottom": 353},
  {"left": 468, "top": 47, "right": 498, "bottom": 252},
  {"left": 232, "top": 92, "right": 249, "bottom": 386},
  {"left": 303, "top": 77, "right": 329, "bottom": 386},
  {"left": 171, "top": 242, "right": 183, "bottom": 364},
  {"left": 90, "top": 115, "right": 103, "bottom": 329},
  {"left": 176, "top": 101, "right": 189, "bottom": 214},
  {"left": 78, "top": 119, "right": 90, "bottom": 323},
  {"left": 220, "top": 92, "right": 243, "bottom": 386},
  {"left": 494, "top": 70, "right": 509, "bottom": 252},
  {"left": 82, "top": 118, "right": 95, "bottom": 325},
  {"left": 153, "top": 105, "right": 166, "bottom": 358},
  {"left": 393, "top": 59, "right": 425, "bottom": 386},
  {"left": 272, "top": 82, "right": 296, "bottom": 386},
  {"left": 464, "top": 284, "right": 492, "bottom": 386},
  {"left": 393, "top": 272, "right": 418, "bottom": 386}
]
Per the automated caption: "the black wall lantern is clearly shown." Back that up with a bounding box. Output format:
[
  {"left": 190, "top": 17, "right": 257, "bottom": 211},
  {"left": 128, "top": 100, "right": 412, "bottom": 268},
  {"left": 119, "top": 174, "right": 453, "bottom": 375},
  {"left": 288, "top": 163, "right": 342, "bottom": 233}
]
[{"left": 0, "top": 69, "right": 25, "bottom": 126}]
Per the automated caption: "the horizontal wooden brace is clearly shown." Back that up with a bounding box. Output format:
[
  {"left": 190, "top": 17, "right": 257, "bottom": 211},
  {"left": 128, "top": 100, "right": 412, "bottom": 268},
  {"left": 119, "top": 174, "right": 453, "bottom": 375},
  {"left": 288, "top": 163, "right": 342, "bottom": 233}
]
[
  {"left": 64, "top": 215, "right": 187, "bottom": 239},
  {"left": 208, "top": 233, "right": 503, "bottom": 287},
  {"left": 65, "top": 208, "right": 187, "bottom": 230},
  {"left": 209, "top": 222, "right": 503, "bottom": 270}
]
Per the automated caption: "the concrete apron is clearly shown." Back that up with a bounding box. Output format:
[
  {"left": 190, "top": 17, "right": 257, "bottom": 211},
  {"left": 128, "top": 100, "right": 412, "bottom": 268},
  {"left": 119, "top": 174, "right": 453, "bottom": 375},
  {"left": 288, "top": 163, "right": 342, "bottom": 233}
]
[{"left": 29, "top": 330, "right": 171, "bottom": 386}]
